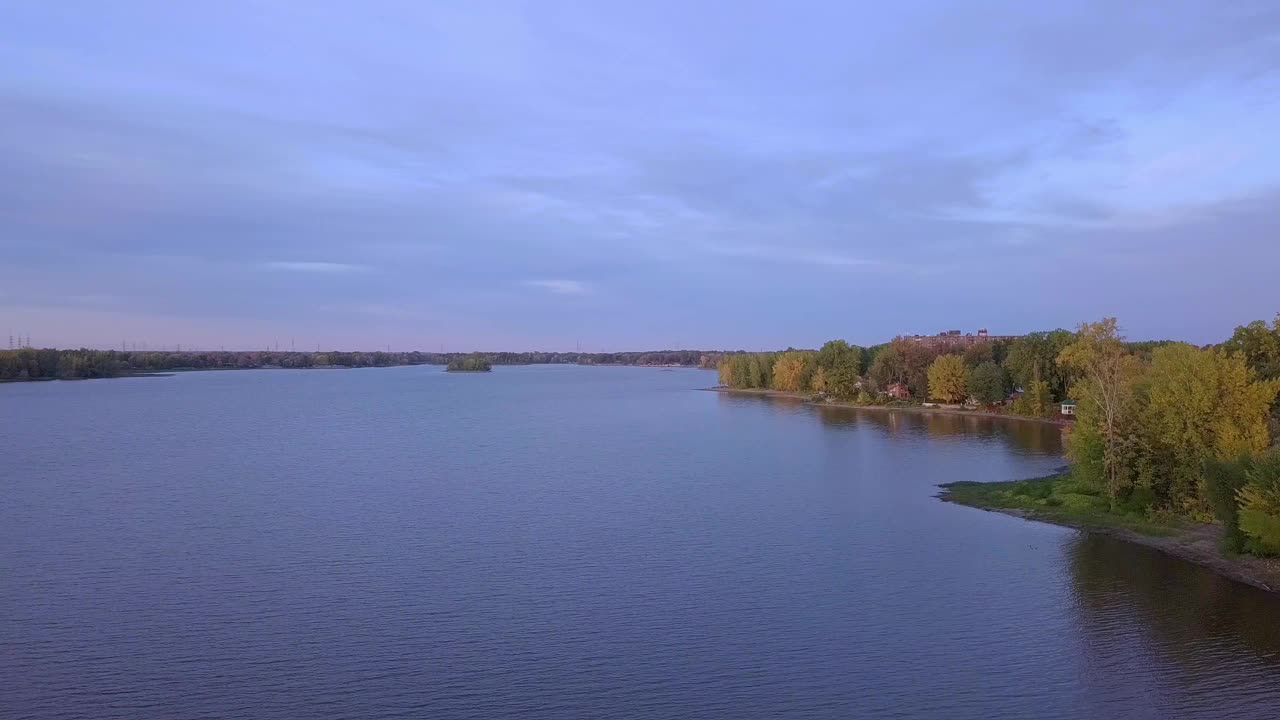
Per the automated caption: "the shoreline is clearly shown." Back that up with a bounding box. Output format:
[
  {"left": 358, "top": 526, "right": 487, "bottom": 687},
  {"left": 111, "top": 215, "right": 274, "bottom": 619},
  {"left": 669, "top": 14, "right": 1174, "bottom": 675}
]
[
  {"left": 939, "top": 477, "right": 1280, "bottom": 595},
  {"left": 717, "top": 385, "right": 1279, "bottom": 595},
  {"left": 708, "top": 386, "right": 1068, "bottom": 426}
]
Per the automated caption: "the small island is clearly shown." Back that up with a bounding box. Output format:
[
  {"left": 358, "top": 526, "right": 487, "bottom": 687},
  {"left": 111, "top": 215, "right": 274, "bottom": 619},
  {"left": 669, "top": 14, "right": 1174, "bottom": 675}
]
[{"left": 446, "top": 356, "right": 492, "bottom": 372}]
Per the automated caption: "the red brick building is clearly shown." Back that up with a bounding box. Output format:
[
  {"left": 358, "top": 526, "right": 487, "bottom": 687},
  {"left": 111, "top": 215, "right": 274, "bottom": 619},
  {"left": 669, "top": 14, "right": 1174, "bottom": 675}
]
[{"left": 885, "top": 382, "right": 911, "bottom": 399}]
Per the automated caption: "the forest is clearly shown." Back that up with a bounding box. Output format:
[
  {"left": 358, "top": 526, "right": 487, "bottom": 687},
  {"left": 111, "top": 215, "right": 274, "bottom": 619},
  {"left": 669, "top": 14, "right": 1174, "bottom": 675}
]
[{"left": 719, "top": 315, "right": 1280, "bottom": 556}]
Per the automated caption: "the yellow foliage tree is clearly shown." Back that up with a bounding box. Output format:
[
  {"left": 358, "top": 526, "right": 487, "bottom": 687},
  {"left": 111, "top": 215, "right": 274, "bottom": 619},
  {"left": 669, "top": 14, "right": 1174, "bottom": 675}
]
[
  {"left": 1143, "top": 344, "right": 1279, "bottom": 511},
  {"left": 772, "top": 352, "right": 808, "bottom": 392},
  {"left": 811, "top": 367, "right": 829, "bottom": 394},
  {"left": 926, "top": 354, "right": 967, "bottom": 403}
]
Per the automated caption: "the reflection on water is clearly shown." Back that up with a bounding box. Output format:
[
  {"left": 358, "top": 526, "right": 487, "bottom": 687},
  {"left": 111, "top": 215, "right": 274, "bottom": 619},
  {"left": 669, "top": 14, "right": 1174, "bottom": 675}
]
[
  {"left": 718, "top": 393, "right": 1065, "bottom": 456},
  {"left": 1065, "top": 535, "right": 1280, "bottom": 717},
  {"left": 1069, "top": 534, "right": 1280, "bottom": 663},
  {"left": 819, "top": 405, "right": 1064, "bottom": 454}
]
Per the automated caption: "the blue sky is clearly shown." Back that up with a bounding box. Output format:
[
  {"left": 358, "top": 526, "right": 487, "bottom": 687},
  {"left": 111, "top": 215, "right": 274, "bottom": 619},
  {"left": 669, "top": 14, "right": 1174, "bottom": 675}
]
[{"left": 3, "top": 1, "right": 1278, "bottom": 350}]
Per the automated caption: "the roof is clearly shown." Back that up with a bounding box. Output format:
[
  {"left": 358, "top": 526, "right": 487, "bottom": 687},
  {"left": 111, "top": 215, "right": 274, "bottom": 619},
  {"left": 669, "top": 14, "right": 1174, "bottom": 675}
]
[{"left": 1060, "top": 400, "right": 1077, "bottom": 406}]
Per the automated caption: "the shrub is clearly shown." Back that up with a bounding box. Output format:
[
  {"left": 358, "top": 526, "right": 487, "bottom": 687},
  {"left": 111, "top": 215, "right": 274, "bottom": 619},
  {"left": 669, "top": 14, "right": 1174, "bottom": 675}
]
[
  {"left": 1013, "top": 480, "right": 1053, "bottom": 501},
  {"left": 1238, "top": 452, "right": 1280, "bottom": 555},
  {"left": 1058, "top": 493, "right": 1107, "bottom": 511},
  {"left": 1204, "top": 456, "right": 1252, "bottom": 552}
]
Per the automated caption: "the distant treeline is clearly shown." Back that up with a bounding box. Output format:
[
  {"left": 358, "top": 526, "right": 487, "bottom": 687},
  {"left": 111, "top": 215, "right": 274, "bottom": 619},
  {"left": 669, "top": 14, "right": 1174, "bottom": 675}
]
[{"left": 0, "top": 348, "right": 727, "bottom": 382}]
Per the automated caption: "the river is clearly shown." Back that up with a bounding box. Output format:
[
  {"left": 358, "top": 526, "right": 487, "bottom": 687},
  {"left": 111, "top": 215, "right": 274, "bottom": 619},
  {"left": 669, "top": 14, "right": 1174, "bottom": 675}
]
[{"left": 3, "top": 365, "right": 1278, "bottom": 719}]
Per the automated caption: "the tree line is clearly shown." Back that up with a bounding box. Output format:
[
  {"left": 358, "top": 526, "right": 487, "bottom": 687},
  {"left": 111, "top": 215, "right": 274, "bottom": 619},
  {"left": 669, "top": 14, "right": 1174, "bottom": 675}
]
[
  {"left": 0, "top": 348, "right": 730, "bottom": 382},
  {"left": 717, "top": 315, "right": 1280, "bottom": 555},
  {"left": 716, "top": 331, "right": 1083, "bottom": 411}
]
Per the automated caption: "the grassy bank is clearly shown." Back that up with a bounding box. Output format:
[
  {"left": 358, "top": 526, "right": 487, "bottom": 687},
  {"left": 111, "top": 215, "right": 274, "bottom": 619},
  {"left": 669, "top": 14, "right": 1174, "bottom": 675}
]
[
  {"left": 940, "top": 472, "right": 1280, "bottom": 593},
  {"left": 940, "top": 472, "right": 1179, "bottom": 536}
]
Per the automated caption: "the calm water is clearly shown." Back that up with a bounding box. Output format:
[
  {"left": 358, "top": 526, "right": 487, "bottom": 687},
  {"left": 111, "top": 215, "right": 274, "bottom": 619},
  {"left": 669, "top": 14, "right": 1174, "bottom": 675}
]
[{"left": 4, "top": 365, "right": 1279, "bottom": 719}]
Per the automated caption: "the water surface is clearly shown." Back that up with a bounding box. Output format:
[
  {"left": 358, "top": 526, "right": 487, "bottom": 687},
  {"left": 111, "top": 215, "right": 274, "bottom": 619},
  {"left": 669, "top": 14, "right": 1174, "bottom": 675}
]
[{"left": 4, "top": 366, "right": 1278, "bottom": 718}]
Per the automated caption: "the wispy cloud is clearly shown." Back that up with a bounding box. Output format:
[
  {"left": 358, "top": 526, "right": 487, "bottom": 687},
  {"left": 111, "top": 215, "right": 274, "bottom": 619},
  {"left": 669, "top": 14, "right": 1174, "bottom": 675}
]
[
  {"left": 261, "top": 261, "right": 371, "bottom": 274},
  {"left": 523, "top": 279, "right": 592, "bottom": 295},
  {"left": 703, "top": 244, "right": 916, "bottom": 273}
]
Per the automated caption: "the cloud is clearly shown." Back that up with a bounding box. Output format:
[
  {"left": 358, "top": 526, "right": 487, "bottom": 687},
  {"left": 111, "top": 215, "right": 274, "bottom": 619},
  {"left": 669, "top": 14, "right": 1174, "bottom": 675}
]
[
  {"left": 702, "top": 243, "right": 917, "bottom": 274},
  {"left": 3, "top": 2, "right": 1279, "bottom": 348},
  {"left": 523, "top": 279, "right": 592, "bottom": 295},
  {"left": 260, "top": 261, "right": 371, "bottom": 274}
]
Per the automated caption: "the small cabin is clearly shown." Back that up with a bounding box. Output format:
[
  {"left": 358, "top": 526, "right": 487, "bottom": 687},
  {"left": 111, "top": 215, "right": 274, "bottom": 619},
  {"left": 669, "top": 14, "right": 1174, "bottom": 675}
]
[
  {"left": 1060, "top": 401, "right": 1077, "bottom": 416},
  {"left": 886, "top": 382, "right": 911, "bottom": 399}
]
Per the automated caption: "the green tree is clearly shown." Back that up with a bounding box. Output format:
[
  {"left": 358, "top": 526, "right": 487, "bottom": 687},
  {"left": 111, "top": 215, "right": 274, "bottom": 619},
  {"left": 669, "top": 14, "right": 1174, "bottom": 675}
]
[
  {"left": 868, "top": 344, "right": 905, "bottom": 388},
  {"left": 748, "top": 355, "right": 766, "bottom": 388},
  {"left": 1010, "top": 379, "right": 1053, "bottom": 417},
  {"left": 1057, "top": 318, "right": 1146, "bottom": 508},
  {"left": 1204, "top": 456, "right": 1252, "bottom": 552},
  {"left": 927, "top": 354, "right": 968, "bottom": 403},
  {"left": 816, "top": 339, "right": 862, "bottom": 399},
  {"left": 1222, "top": 315, "right": 1280, "bottom": 381},
  {"left": 966, "top": 361, "right": 1007, "bottom": 405},
  {"left": 1004, "top": 330, "right": 1074, "bottom": 400}
]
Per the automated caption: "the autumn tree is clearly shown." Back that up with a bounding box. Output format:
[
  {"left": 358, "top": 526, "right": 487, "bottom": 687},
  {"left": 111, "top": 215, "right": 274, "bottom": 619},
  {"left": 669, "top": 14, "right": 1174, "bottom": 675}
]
[
  {"left": 962, "top": 342, "right": 994, "bottom": 367},
  {"left": 771, "top": 351, "right": 813, "bottom": 392},
  {"left": 927, "top": 354, "right": 968, "bottom": 403},
  {"left": 811, "top": 367, "right": 829, "bottom": 394},
  {"left": 871, "top": 338, "right": 940, "bottom": 398}
]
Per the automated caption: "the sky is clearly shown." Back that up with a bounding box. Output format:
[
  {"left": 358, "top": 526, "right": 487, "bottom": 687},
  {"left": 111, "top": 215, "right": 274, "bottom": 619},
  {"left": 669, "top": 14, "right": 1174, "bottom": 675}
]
[{"left": 2, "top": 1, "right": 1279, "bottom": 351}]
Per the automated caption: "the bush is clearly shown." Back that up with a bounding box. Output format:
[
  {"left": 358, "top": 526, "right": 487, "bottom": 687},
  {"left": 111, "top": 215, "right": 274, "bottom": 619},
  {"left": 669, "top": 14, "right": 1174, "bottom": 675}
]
[
  {"left": 1238, "top": 452, "right": 1280, "bottom": 555},
  {"left": 1013, "top": 480, "right": 1054, "bottom": 501},
  {"left": 1058, "top": 493, "right": 1107, "bottom": 511},
  {"left": 1204, "top": 456, "right": 1252, "bottom": 552}
]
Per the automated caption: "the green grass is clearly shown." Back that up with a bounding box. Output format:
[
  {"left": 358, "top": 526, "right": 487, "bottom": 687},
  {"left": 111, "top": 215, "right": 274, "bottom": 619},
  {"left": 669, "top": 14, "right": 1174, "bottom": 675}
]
[{"left": 939, "top": 472, "right": 1181, "bottom": 537}]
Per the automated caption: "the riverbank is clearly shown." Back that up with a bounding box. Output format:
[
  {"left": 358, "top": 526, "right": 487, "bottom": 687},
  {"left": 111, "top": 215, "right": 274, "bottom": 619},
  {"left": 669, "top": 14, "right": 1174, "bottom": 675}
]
[
  {"left": 939, "top": 473, "right": 1280, "bottom": 594},
  {"left": 709, "top": 386, "right": 1067, "bottom": 426}
]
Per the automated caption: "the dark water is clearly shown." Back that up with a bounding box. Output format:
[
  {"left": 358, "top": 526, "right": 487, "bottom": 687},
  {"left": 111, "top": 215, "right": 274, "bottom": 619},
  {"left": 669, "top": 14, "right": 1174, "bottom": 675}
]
[{"left": 4, "top": 366, "right": 1279, "bottom": 719}]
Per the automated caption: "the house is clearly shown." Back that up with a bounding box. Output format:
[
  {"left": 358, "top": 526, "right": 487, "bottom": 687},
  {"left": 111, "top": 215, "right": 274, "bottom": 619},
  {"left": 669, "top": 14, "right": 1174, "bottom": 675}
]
[
  {"left": 1060, "top": 400, "right": 1077, "bottom": 416},
  {"left": 886, "top": 382, "right": 911, "bottom": 399}
]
